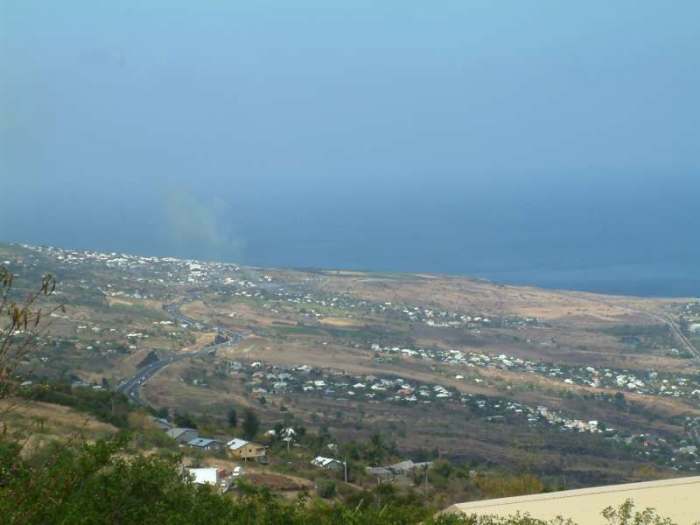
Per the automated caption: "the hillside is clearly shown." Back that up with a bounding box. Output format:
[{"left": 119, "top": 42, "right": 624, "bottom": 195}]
[{"left": 2, "top": 242, "right": 700, "bottom": 496}]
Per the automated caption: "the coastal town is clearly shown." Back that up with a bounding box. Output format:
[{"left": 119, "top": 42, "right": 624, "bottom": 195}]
[{"left": 4, "top": 242, "right": 700, "bottom": 485}]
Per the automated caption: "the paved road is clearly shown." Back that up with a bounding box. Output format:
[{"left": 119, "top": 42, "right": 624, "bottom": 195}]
[
  {"left": 658, "top": 314, "right": 700, "bottom": 361},
  {"left": 116, "top": 300, "right": 245, "bottom": 405},
  {"left": 631, "top": 307, "right": 700, "bottom": 363}
]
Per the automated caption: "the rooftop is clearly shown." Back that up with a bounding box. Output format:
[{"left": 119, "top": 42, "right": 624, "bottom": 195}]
[{"left": 447, "top": 476, "right": 700, "bottom": 524}]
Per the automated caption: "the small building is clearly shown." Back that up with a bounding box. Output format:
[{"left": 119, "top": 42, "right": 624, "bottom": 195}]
[
  {"left": 186, "top": 467, "right": 226, "bottom": 486},
  {"left": 151, "top": 417, "right": 172, "bottom": 431},
  {"left": 227, "top": 438, "right": 267, "bottom": 461},
  {"left": 387, "top": 460, "right": 432, "bottom": 476},
  {"left": 366, "top": 466, "right": 393, "bottom": 481},
  {"left": 166, "top": 427, "right": 198, "bottom": 444},
  {"left": 187, "top": 437, "right": 221, "bottom": 451},
  {"left": 310, "top": 456, "right": 345, "bottom": 471}
]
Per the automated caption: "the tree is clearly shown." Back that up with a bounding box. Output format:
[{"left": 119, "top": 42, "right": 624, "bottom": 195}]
[
  {"left": 241, "top": 409, "right": 259, "bottom": 440},
  {"left": 0, "top": 266, "right": 61, "bottom": 410},
  {"left": 227, "top": 407, "right": 238, "bottom": 428},
  {"left": 174, "top": 412, "right": 197, "bottom": 429}
]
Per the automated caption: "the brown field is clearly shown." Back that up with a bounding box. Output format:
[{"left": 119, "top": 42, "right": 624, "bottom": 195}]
[{"left": 0, "top": 399, "right": 117, "bottom": 450}]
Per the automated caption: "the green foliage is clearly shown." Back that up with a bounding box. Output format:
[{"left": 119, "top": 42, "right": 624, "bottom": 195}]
[
  {"left": 601, "top": 499, "right": 693, "bottom": 525},
  {"left": 472, "top": 473, "right": 545, "bottom": 499},
  {"left": 227, "top": 407, "right": 238, "bottom": 428},
  {"left": 0, "top": 435, "right": 689, "bottom": 525},
  {"left": 242, "top": 408, "right": 260, "bottom": 440},
  {"left": 0, "top": 435, "right": 449, "bottom": 524},
  {"left": 316, "top": 478, "right": 337, "bottom": 499},
  {"left": 342, "top": 432, "right": 398, "bottom": 465},
  {"left": 0, "top": 436, "right": 237, "bottom": 524},
  {"left": 174, "top": 411, "right": 198, "bottom": 429},
  {"left": 18, "top": 382, "right": 131, "bottom": 428}
]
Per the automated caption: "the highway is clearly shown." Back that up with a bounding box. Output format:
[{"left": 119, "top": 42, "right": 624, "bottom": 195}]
[
  {"left": 659, "top": 313, "right": 700, "bottom": 361},
  {"left": 116, "top": 300, "right": 245, "bottom": 405}
]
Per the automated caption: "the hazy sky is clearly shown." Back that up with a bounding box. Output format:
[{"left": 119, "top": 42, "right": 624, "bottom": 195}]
[{"left": 1, "top": 2, "right": 699, "bottom": 293}]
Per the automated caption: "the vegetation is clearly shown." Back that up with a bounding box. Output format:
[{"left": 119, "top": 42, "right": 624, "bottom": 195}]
[
  {"left": 242, "top": 408, "right": 260, "bottom": 439},
  {"left": 0, "top": 260, "right": 694, "bottom": 524},
  {"left": 18, "top": 381, "right": 131, "bottom": 428},
  {"left": 0, "top": 436, "right": 688, "bottom": 525},
  {"left": 1, "top": 266, "right": 60, "bottom": 402},
  {"left": 227, "top": 407, "right": 238, "bottom": 428}
]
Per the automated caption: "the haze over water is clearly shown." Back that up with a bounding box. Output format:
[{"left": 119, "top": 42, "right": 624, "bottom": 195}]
[{"left": 2, "top": 2, "right": 699, "bottom": 297}]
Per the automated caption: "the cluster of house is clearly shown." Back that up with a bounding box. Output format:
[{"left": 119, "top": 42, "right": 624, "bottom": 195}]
[
  {"left": 223, "top": 359, "right": 614, "bottom": 434},
  {"left": 383, "top": 304, "right": 537, "bottom": 330},
  {"left": 217, "top": 272, "right": 536, "bottom": 333},
  {"left": 222, "top": 359, "right": 466, "bottom": 405},
  {"left": 370, "top": 343, "right": 700, "bottom": 401},
  {"left": 222, "top": 358, "right": 700, "bottom": 471},
  {"left": 21, "top": 244, "right": 248, "bottom": 291},
  {"left": 158, "top": 423, "right": 267, "bottom": 461},
  {"left": 682, "top": 302, "right": 700, "bottom": 335}
]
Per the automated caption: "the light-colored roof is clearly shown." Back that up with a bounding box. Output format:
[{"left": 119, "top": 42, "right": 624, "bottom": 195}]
[
  {"left": 311, "top": 456, "right": 344, "bottom": 468},
  {"left": 166, "top": 427, "right": 196, "bottom": 439},
  {"left": 227, "top": 438, "right": 249, "bottom": 450},
  {"left": 187, "top": 468, "right": 219, "bottom": 485},
  {"left": 187, "top": 437, "right": 218, "bottom": 448},
  {"left": 447, "top": 476, "right": 700, "bottom": 524}
]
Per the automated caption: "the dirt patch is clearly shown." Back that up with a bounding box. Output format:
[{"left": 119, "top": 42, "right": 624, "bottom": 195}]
[{"left": 245, "top": 472, "right": 313, "bottom": 491}]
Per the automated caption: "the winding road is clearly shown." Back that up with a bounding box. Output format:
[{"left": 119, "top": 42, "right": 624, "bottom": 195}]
[{"left": 116, "top": 299, "right": 245, "bottom": 405}]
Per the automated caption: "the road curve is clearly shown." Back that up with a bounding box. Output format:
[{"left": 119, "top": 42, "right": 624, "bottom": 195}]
[{"left": 116, "top": 300, "right": 245, "bottom": 405}]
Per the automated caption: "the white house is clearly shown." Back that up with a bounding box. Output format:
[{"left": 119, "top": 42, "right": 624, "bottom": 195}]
[
  {"left": 311, "top": 456, "right": 345, "bottom": 471},
  {"left": 187, "top": 467, "right": 223, "bottom": 486}
]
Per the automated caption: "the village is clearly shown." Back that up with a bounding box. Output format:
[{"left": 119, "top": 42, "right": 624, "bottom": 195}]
[
  {"left": 144, "top": 409, "right": 439, "bottom": 494},
  {"left": 370, "top": 344, "right": 700, "bottom": 402},
  {"left": 200, "top": 358, "right": 700, "bottom": 471},
  {"left": 5, "top": 242, "right": 700, "bottom": 485}
]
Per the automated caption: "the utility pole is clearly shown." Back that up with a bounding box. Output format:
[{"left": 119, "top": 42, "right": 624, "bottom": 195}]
[{"left": 344, "top": 456, "right": 348, "bottom": 483}]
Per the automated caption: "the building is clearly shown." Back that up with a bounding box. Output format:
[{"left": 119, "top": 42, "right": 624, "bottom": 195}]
[
  {"left": 227, "top": 438, "right": 267, "bottom": 461},
  {"left": 366, "top": 466, "right": 393, "bottom": 481},
  {"left": 446, "top": 476, "right": 700, "bottom": 524},
  {"left": 310, "top": 456, "right": 345, "bottom": 471},
  {"left": 366, "top": 460, "right": 432, "bottom": 481},
  {"left": 387, "top": 460, "right": 432, "bottom": 476},
  {"left": 187, "top": 437, "right": 221, "bottom": 451},
  {"left": 151, "top": 417, "right": 172, "bottom": 431},
  {"left": 166, "top": 427, "right": 198, "bottom": 444},
  {"left": 187, "top": 467, "right": 225, "bottom": 486}
]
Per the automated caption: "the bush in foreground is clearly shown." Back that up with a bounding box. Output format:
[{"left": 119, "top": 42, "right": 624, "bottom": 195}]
[{"left": 0, "top": 435, "right": 689, "bottom": 525}]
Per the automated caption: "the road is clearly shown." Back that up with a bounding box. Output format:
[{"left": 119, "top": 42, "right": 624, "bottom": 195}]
[
  {"left": 116, "top": 299, "right": 245, "bottom": 405},
  {"left": 657, "top": 313, "right": 700, "bottom": 361},
  {"left": 629, "top": 307, "right": 700, "bottom": 363}
]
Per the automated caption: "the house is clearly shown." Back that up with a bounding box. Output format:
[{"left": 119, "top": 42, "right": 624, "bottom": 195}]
[
  {"left": 166, "top": 427, "right": 198, "bottom": 444},
  {"left": 366, "top": 466, "right": 393, "bottom": 481},
  {"left": 310, "top": 456, "right": 345, "bottom": 471},
  {"left": 387, "top": 460, "right": 432, "bottom": 476},
  {"left": 366, "top": 460, "right": 432, "bottom": 481},
  {"left": 151, "top": 417, "right": 172, "bottom": 431},
  {"left": 187, "top": 467, "right": 225, "bottom": 486},
  {"left": 227, "top": 438, "right": 267, "bottom": 461},
  {"left": 187, "top": 438, "right": 221, "bottom": 451}
]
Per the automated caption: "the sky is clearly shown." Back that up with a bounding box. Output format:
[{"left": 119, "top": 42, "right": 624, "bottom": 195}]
[{"left": 1, "top": 1, "right": 699, "bottom": 295}]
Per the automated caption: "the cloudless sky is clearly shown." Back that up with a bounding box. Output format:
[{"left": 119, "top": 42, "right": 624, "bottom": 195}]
[{"left": 1, "top": 1, "right": 699, "bottom": 295}]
